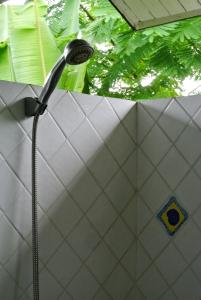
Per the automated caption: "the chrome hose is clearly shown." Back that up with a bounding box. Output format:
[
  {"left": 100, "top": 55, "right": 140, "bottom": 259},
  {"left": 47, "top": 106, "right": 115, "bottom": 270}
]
[{"left": 32, "top": 111, "right": 40, "bottom": 300}]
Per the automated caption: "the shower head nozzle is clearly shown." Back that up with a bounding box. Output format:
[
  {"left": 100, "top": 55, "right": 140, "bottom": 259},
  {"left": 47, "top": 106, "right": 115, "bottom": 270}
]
[{"left": 64, "top": 39, "right": 94, "bottom": 65}]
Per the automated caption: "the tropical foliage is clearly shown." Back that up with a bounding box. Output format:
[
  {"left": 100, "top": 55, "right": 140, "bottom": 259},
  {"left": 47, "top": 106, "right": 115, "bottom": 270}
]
[{"left": 1, "top": 0, "right": 201, "bottom": 100}]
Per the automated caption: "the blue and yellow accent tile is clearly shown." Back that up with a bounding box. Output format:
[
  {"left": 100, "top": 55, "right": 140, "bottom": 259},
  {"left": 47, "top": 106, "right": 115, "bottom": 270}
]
[{"left": 157, "top": 196, "right": 188, "bottom": 236}]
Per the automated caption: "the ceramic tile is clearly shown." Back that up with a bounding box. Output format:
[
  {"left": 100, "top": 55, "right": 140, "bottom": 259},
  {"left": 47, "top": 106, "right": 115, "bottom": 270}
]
[
  {"left": 47, "top": 242, "right": 81, "bottom": 286},
  {"left": 176, "top": 171, "right": 201, "bottom": 214},
  {"left": 67, "top": 266, "right": 99, "bottom": 300},
  {"left": 173, "top": 269, "right": 201, "bottom": 300},
  {"left": 67, "top": 217, "right": 100, "bottom": 260},
  {"left": 104, "top": 218, "right": 134, "bottom": 259},
  {"left": 178, "top": 95, "right": 201, "bottom": 117},
  {"left": 0, "top": 265, "right": 23, "bottom": 300},
  {"left": 51, "top": 93, "right": 85, "bottom": 137},
  {"left": 158, "top": 147, "right": 189, "bottom": 190},
  {"left": 158, "top": 100, "right": 190, "bottom": 142},
  {"left": 141, "top": 98, "right": 171, "bottom": 121},
  {"left": 138, "top": 103, "right": 155, "bottom": 144},
  {"left": 155, "top": 243, "right": 187, "bottom": 285},
  {"left": 72, "top": 92, "right": 103, "bottom": 116},
  {"left": 174, "top": 220, "right": 201, "bottom": 263},
  {"left": 86, "top": 242, "right": 117, "bottom": 283},
  {"left": 47, "top": 191, "right": 82, "bottom": 237},
  {"left": 137, "top": 264, "right": 168, "bottom": 300},
  {"left": 139, "top": 218, "right": 169, "bottom": 260},
  {"left": 87, "top": 193, "right": 118, "bottom": 237},
  {"left": 105, "top": 170, "right": 134, "bottom": 212},
  {"left": 141, "top": 124, "right": 171, "bottom": 166},
  {"left": 176, "top": 121, "right": 201, "bottom": 165},
  {"left": 104, "top": 265, "right": 133, "bottom": 300}
]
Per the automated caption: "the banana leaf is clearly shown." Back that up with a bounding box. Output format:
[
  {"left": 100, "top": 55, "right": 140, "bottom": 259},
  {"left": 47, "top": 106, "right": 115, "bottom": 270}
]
[{"left": 0, "top": 0, "right": 87, "bottom": 92}]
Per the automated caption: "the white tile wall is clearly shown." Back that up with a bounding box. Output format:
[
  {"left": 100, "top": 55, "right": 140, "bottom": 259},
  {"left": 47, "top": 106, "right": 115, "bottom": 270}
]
[
  {"left": 1, "top": 80, "right": 201, "bottom": 300},
  {"left": 0, "top": 81, "right": 137, "bottom": 300}
]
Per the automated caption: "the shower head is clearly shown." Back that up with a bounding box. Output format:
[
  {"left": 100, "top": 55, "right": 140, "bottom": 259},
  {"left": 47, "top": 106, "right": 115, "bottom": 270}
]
[
  {"left": 64, "top": 39, "right": 94, "bottom": 65},
  {"left": 24, "top": 39, "right": 94, "bottom": 116}
]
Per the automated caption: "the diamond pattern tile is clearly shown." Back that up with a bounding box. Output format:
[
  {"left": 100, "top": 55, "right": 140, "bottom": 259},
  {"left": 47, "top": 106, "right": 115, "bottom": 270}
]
[
  {"left": 87, "top": 193, "right": 118, "bottom": 237},
  {"left": 173, "top": 269, "right": 201, "bottom": 300},
  {"left": 47, "top": 242, "right": 81, "bottom": 286},
  {"left": 67, "top": 266, "right": 99, "bottom": 300},
  {"left": 86, "top": 242, "right": 117, "bottom": 284},
  {"left": 105, "top": 170, "right": 134, "bottom": 213},
  {"left": 157, "top": 146, "right": 189, "bottom": 190},
  {"left": 139, "top": 218, "right": 169, "bottom": 260},
  {"left": 137, "top": 264, "right": 168, "bottom": 300},
  {"left": 104, "top": 218, "right": 133, "bottom": 259},
  {"left": 139, "top": 171, "right": 171, "bottom": 213},
  {"left": 175, "top": 121, "right": 201, "bottom": 165},
  {"left": 155, "top": 243, "right": 187, "bottom": 285},
  {"left": 104, "top": 264, "right": 133, "bottom": 300},
  {"left": 67, "top": 217, "right": 100, "bottom": 260},
  {"left": 2, "top": 81, "right": 201, "bottom": 299},
  {"left": 47, "top": 191, "right": 82, "bottom": 237},
  {"left": 158, "top": 100, "right": 190, "bottom": 142},
  {"left": 174, "top": 220, "right": 201, "bottom": 263},
  {"left": 176, "top": 171, "right": 201, "bottom": 214},
  {"left": 141, "top": 124, "right": 171, "bottom": 166}
]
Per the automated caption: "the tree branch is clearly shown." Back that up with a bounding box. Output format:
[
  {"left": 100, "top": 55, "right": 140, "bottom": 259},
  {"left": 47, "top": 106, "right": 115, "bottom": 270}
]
[{"left": 80, "top": 4, "right": 94, "bottom": 21}]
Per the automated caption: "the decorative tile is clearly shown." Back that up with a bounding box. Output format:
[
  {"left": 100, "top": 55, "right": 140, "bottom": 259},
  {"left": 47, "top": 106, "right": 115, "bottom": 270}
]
[
  {"left": 67, "top": 217, "right": 100, "bottom": 260},
  {"left": 67, "top": 266, "right": 99, "bottom": 300},
  {"left": 157, "top": 196, "right": 188, "bottom": 236},
  {"left": 104, "top": 264, "right": 133, "bottom": 300},
  {"left": 155, "top": 243, "right": 187, "bottom": 285},
  {"left": 87, "top": 193, "right": 118, "bottom": 237},
  {"left": 104, "top": 218, "right": 134, "bottom": 259},
  {"left": 173, "top": 269, "right": 201, "bottom": 300},
  {"left": 86, "top": 242, "right": 117, "bottom": 283}
]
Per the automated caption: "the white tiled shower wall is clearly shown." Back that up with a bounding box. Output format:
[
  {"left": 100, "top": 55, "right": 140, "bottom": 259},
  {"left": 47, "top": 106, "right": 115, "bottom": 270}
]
[
  {"left": 0, "top": 80, "right": 137, "bottom": 300},
  {"left": 1, "top": 80, "right": 201, "bottom": 300}
]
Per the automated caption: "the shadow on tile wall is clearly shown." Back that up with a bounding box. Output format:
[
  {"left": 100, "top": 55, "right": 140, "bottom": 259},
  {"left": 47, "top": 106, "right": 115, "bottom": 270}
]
[
  {"left": 0, "top": 81, "right": 138, "bottom": 300},
  {"left": 1, "top": 80, "right": 201, "bottom": 300}
]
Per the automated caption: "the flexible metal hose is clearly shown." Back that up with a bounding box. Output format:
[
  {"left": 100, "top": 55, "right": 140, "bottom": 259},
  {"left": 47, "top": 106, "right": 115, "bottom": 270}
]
[{"left": 32, "top": 111, "right": 40, "bottom": 300}]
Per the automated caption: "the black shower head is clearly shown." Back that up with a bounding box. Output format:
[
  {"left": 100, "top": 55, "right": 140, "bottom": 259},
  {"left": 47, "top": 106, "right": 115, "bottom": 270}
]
[
  {"left": 64, "top": 39, "right": 94, "bottom": 65},
  {"left": 24, "top": 39, "right": 94, "bottom": 116}
]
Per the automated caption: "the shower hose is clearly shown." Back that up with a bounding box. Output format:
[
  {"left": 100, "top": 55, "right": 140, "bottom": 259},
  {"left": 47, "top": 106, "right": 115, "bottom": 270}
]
[{"left": 32, "top": 111, "right": 40, "bottom": 300}]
